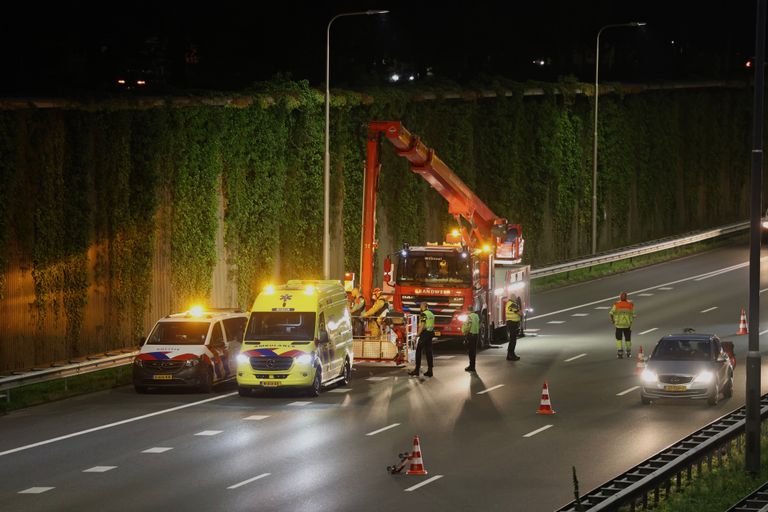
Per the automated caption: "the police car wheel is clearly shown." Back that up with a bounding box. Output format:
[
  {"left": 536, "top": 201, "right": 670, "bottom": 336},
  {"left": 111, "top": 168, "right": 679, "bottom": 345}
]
[
  {"left": 198, "top": 366, "right": 214, "bottom": 393},
  {"left": 339, "top": 360, "right": 351, "bottom": 386},
  {"left": 309, "top": 366, "right": 322, "bottom": 397}
]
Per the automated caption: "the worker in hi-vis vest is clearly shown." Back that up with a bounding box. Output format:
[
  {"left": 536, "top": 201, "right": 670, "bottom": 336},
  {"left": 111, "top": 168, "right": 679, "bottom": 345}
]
[
  {"left": 609, "top": 291, "right": 635, "bottom": 359},
  {"left": 505, "top": 296, "right": 521, "bottom": 361}
]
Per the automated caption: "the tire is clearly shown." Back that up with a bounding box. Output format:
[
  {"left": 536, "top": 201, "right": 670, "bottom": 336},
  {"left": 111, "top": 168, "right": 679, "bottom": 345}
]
[
  {"left": 309, "top": 366, "right": 322, "bottom": 397},
  {"left": 708, "top": 384, "right": 720, "bottom": 406},
  {"left": 641, "top": 394, "right": 651, "bottom": 405},
  {"left": 339, "top": 359, "right": 351, "bottom": 387},
  {"left": 198, "top": 366, "right": 214, "bottom": 393},
  {"left": 724, "top": 374, "right": 734, "bottom": 398},
  {"left": 134, "top": 385, "right": 148, "bottom": 394},
  {"left": 237, "top": 386, "right": 251, "bottom": 397}
]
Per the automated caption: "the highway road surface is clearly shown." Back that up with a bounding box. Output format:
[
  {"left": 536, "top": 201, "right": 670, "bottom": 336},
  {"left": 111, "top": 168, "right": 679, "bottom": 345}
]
[{"left": 2, "top": 242, "right": 768, "bottom": 512}]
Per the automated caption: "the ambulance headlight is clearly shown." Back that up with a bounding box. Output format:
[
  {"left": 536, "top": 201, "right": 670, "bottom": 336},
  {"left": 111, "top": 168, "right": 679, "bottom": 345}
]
[
  {"left": 457, "top": 314, "right": 469, "bottom": 322},
  {"left": 184, "top": 358, "right": 200, "bottom": 367},
  {"left": 236, "top": 354, "right": 250, "bottom": 364},
  {"left": 295, "top": 354, "right": 313, "bottom": 365}
]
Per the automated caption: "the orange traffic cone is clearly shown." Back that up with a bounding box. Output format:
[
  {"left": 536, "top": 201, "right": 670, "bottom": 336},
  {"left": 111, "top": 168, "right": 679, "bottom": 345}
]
[
  {"left": 406, "top": 435, "right": 428, "bottom": 475},
  {"left": 634, "top": 345, "right": 646, "bottom": 375},
  {"left": 536, "top": 381, "right": 556, "bottom": 415},
  {"left": 737, "top": 308, "right": 748, "bottom": 335}
]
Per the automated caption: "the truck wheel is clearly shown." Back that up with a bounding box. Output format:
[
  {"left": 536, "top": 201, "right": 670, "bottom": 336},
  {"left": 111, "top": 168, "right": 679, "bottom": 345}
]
[{"left": 309, "top": 366, "right": 322, "bottom": 397}]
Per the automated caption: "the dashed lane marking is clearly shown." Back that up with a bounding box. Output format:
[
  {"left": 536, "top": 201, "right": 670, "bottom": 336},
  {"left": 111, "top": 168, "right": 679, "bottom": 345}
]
[
  {"left": 617, "top": 386, "right": 640, "bottom": 396},
  {"left": 477, "top": 384, "right": 505, "bottom": 395},
  {"left": 700, "top": 306, "right": 718, "bottom": 313},
  {"left": 659, "top": 287, "right": 674, "bottom": 290},
  {"left": 328, "top": 388, "right": 352, "bottom": 393},
  {"left": 523, "top": 425, "right": 553, "bottom": 437},
  {"left": 434, "top": 355, "right": 455, "bottom": 359},
  {"left": 639, "top": 328, "right": 658, "bottom": 335},
  {"left": 565, "top": 353, "right": 587, "bottom": 362},
  {"left": 366, "top": 377, "right": 389, "bottom": 382},
  {"left": 19, "top": 487, "right": 54, "bottom": 494},
  {"left": 595, "top": 306, "right": 610, "bottom": 310},
  {"left": 195, "top": 430, "right": 222, "bottom": 436},
  {"left": 227, "top": 473, "right": 271, "bottom": 490},
  {"left": 547, "top": 320, "right": 565, "bottom": 324},
  {"left": 83, "top": 466, "right": 116, "bottom": 473},
  {"left": 142, "top": 447, "right": 173, "bottom": 453},
  {"left": 638, "top": 293, "right": 654, "bottom": 296},
  {"left": 404, "top": 475, "right": 444, "bottom": 492},
  {"left": 287, "top": 401, "right": 311, "bottom": 407},
  {"left": 0, "top": 391, "right": 237, "bottom": 458},
  {"left": 571, "top": 313, "right": 588, "bottom": 317},
  {"left": 760, "top": 329, "right": 768, "bottom": 336},
  {"left": 366, "top": 423, "right": 401, "bottom": 436},
  {"left": 243, "top": 415, "right": 270, "bottom": 421}
]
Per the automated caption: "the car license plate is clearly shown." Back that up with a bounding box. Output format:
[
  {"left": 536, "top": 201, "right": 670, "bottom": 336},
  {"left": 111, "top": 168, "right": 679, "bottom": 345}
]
[
  {"left": 664, "top": 385, "right": 686, "bottom": 392},
  {"left": 434, "top": 331, "right": 441, "bottom": 337},
  {"left": 261, "top": 380, "right": 280, "bottom": 387},
  {"left": 153, "top": 374, "right": 173, "bottom": 380}
]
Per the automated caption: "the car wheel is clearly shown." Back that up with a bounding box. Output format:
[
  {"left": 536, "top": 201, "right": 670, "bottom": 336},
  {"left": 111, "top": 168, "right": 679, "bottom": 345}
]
[
  {"left": 724, "top": 375, "right": 734, "bottom": 398},
  {"left": 707, "top": 384, "right": 720, "bottom": 406},
  {"left": 309, "top": 366, "right": 322, "bottom": 397},
  {"left": 641, "top": 394, "right": 651, "bottom": 405},
  {"left": 198, "top": 365, "right": 214, "bottom": 393},
  {"left": 134, "top": 385, "right": 148, "bottom": 394},
  {"left": 237, "top": 386, "right": 251, "bottom": 397},
  {"left": 339, "top": 359, "right": 351, "bottom": 386}
]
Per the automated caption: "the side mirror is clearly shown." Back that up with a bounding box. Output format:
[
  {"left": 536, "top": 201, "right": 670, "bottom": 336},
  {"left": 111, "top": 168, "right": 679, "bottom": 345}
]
[
  {"left": 717, "top": 353, "right": 729, "bottom": 363},
  {"left": 318, "top": 331, "right": 329, "bottom": 344}
]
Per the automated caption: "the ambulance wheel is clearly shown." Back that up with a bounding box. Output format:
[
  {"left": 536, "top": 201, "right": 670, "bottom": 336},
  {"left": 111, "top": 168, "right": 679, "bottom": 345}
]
[
  {"left": 238, "top": 386, "right": 251, "bottom": 397},
  {"left": 309, "top": 366, "right": 322, "bottom": 397},
  {"left": 198, "top": 366, "right": 214, "bottom": 393},
  {"left": 339, "top": 359, "right": 351, "bottom": 386}
]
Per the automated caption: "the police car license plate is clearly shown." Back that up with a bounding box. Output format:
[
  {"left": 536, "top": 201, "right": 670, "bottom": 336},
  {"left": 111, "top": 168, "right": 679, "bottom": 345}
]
[
  {"left": 153, "top": 374, "right": 173, "bottom": 380},
  {"left": 261, "top": 380, "right": 280, "bottom": 387},
  {"left": 664, "top": 385, "right": 686, "bottom": 392}
]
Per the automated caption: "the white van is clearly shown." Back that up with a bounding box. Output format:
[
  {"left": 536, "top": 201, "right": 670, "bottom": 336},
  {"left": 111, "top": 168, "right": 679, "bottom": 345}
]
[{"left": 133, "top": 308, "right": 248, "bottom": 393}]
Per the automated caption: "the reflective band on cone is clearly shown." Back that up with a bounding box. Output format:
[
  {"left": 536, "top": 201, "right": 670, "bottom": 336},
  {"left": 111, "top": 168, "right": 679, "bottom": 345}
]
[
  {"left": 536, "top": 381, "right": 556, "bottom": 415},
  {"left": 406, "top": 435, "right": 428, "bottom": 475},
  {"left": 737, "top": 308, "right": 748, "bottom": 335}
]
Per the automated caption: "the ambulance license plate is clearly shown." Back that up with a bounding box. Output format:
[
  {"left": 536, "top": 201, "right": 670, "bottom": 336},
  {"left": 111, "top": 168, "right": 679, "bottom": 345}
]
[
  {"left": 153, "top": 374, "right": 173, "bottom": 380},
  {"left": 664, "top": 385, "right": 686, "bottom": 392},
  {"left": 434, "top": 331, "right": 441, "bottom": 337},
  {"left": 261, "top": 380, "right": 280, "bottom": 387}
]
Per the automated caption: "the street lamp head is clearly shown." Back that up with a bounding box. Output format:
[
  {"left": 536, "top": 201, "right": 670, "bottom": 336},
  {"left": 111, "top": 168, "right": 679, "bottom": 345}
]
[
  {"left": 631, "top": 21, "right": 647, "bottom": 27},
  {"left": 367, "top": 10, "right": 389, "bottom": 15}
]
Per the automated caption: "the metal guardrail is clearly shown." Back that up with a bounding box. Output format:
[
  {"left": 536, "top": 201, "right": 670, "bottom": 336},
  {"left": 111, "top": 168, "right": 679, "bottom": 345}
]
[
  {"left": 0, "top": 221, "right": 750, "bottom": 398},
  {"left": 727, "top": 480, "right": 768, "bottom": 512},
  {"left": 556, "top": 393, "right": 768, "bottom": 511},
  {"left": 0, "top": 351, "right": 137, "bottom": 402},
  {"left": 531, "top": 221, "right": 749, "bottom": 279}
]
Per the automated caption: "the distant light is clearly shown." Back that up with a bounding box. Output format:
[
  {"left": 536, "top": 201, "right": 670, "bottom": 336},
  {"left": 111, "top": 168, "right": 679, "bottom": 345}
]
[
  {"left": 401, "top": 249, "right": 408, "bottom": 257},
  {"left": 408, "top": 75, "right": 415, "bottom": 81},
  {"left": 117, "top": 79, "right": 126, "bottom": 85},
  {"left": 390, "top": 73, "right": 400, "bottom": 82},
  {"left": 532, "top": 59, "right": 546, "bottom": 66},
  {"left": 670, "top": 40, "right": 676, "bottom": 45},
  {"left": 746, "top": 60, "right": 753, "bottom": 68},
  {"left": 631, "top": 21, "right": 647, "bottom": 27},
  {"left": 136, "top": 80, "right": 146, "bottom": 86},
  {"left": 366, "top": 9, "right": 389, "bottom": 15}
]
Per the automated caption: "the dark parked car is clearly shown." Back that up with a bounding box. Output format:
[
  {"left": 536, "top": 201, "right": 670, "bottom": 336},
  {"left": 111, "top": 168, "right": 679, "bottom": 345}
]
[{"left": 640, "top": 333, "right": 734, "bottom": 406}]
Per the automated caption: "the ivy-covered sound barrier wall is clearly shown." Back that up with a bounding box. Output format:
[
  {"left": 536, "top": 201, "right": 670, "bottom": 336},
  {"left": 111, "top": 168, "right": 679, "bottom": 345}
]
[{"left": 0, "top": 80, "right": 754, "bottom": 371}]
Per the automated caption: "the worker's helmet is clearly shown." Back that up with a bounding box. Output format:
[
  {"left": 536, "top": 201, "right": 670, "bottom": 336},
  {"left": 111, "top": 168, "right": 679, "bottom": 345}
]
[{"left": 620, "top": 291, "right": 628, "bottom": 301}]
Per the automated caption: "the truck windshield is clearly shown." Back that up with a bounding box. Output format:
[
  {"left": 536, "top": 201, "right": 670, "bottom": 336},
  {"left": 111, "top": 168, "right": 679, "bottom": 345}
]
[
  {"left": 145, "top": 322, "right": 210, "bottom": 345},
  {"left": 397, "top": 252, "right": 472, "bottom": 287},
  {"left": 245, "top": 312, "right": 316, "bottom": 341}
]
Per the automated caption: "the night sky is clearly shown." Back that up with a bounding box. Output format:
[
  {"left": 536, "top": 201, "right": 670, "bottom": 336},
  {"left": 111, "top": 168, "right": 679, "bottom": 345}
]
[{"left": 0, "top": 1, "right": 760, "bottom": 95}]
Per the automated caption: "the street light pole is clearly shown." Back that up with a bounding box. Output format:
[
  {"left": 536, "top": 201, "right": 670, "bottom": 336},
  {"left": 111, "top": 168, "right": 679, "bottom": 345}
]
[
  {"left": 592, "top": 21, "right": 646, "bottom": 255},
  {"left": 324, "top": 9, "right": 388, "bottom": 280}
]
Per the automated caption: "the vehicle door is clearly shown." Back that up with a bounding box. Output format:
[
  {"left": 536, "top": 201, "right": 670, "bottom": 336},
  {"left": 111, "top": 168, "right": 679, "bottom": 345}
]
[
  {"left": 712, "top": 338, "right": 729, "bottom": 385},
  {"left": 208, "top": 322, "right": 227, "bottom": 381},
  {"left": 222, "top": 317, "right": 247, "bottom": 377},
  {"left": 317, "top": 312, "right": 333, "bottom": 376}
]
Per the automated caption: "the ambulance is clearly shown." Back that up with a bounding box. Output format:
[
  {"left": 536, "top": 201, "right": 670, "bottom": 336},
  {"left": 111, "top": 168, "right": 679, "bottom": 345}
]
[
  {"left": 132, "top": 307, "right": 248, "bottom": 393},
  {"left": 236, "top": 280, "right": 354, "bottom": 397}
]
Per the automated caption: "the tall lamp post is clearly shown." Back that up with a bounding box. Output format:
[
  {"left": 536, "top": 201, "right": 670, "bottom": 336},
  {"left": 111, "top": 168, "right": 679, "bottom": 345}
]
[
  {"left": 591, "top": 21, "right": 645, "bottom": 255},
  {"left": 324, "top": 9, "right": 389, "bottom": 280}
]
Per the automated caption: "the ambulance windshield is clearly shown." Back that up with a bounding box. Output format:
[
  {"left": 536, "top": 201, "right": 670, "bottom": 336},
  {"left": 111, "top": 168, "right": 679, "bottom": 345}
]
[
  {"left": 146, "top": 321, "right": 210, "bottom": 345},
  {"left": 245, "top": 312, "right": 316, "bottom": 341}
]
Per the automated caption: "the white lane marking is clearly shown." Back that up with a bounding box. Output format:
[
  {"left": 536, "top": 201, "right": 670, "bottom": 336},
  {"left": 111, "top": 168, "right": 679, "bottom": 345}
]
[
  {"left": 328, "top": 388, "right": 352, "bottom": 393},
  {"left": 547, "top": 320, "right": 565, "bottom": 324},
  {"left": 227, "top": 473, "right": 271, "bottom": 490},
  {"left": 523, "top": 425, "right": 554, "bottom": 438},
  {"left": 638, "top": 293, "right": 654, "bottom": 296},
  {"left": 83, "top": 466, "right": 117, "bottom": 473},
  {"left": 700, "top": 306, "right": 718, "bottom": 313},
  {"left": 527, "top": 261, "right": 765, "bottom": 322},
  {"left": 288, "top": 401, "right": 311, "bottom": 407},
  {"left": 565, "top": 353, "right": 587, "bottom": 362},
  {"left": 0, "top": 391, "right": 237, "bottom": 458},
  {"left": 243, "top": 415, "right": 270, "bottom": 421},
  {"left": 658, "top": 287, "right": 674, "bottom": 290},
  {"left": 571, "top": 313, "right": 589, "bottom": 317},
  {"left": 19, "top": 487, "right": 54, "bottom": 494},
  {"left": 404, "top": 475, "right": 444, "bottom": 492},
  {"left": 694, "top": 262, "right": 749, "bottom": 281},
  {"left": 761, "top": 288, "right": 768, "bottom": 294},
  {"left": 760, "top": 329, "right": 768, "bottom": 336},
  {"left": 595, "top": 306, "right": 610, "bottom": 310},
  {"left": 477, "top": 384, "right": 505, "bottom": 395},
  {"left": 434, "top": 355, "right": 455, "bottom": 359},
  {"left": 366, "top": 377, "right": 389, "bottom": 381},
  {"left": 617, "top": 386, "right": 640, "bottom": 396},
  {"left": 195, "top": 430, "right": 222, "bottom": 436},
  {"left": 142, "top": 447, "right": 173, "bottom": 453},
  {"left": 639, "top": 328, "right": 658, "bottom": 335},
  {"left": 525, "top": 328, "right": 540, "bottom": 332},
  {"left": 366, "top": 423, "right": 401, "bottom": 436}
]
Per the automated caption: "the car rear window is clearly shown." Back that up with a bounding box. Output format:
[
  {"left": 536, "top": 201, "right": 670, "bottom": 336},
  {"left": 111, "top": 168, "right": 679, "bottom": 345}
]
[{"left": 653, "top": 339, "right": 712, "bottom": 361}]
